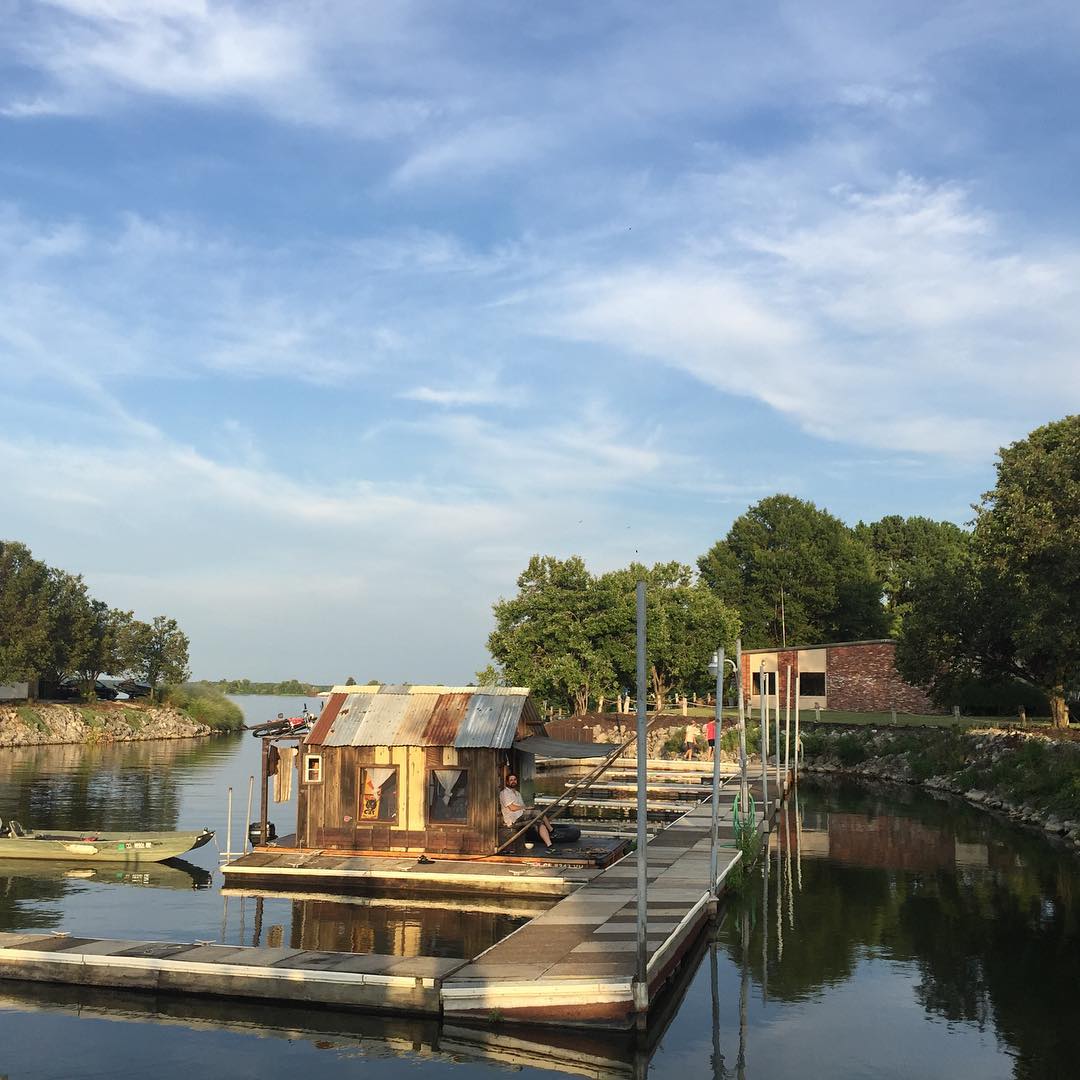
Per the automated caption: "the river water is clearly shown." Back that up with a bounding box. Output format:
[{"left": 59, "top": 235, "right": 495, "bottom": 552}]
[{"left": 0, "top": 700, "right": 1077, "bottom": 1079}]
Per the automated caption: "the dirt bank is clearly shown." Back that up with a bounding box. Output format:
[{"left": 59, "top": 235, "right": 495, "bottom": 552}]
[{"left": 0, "top": 701, "right": 212, "bottom": 748}]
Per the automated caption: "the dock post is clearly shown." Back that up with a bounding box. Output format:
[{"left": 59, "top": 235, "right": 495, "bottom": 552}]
[
  {"left": 225, "top": 786, "right": 233, "bottom": 861},
  {"left": 794, "top": 680, "right": 801, "bottom": 780},
  {"left": 633, "top": 580, "right": 649, "bottom": 1023},
  {"left": 709, "top": 646, "right": 724, "bottom": 896},
  {"left": 759, "top": 662, "right": 769, "bottom": 812},
  {"left": 244, "top": 775, "right": 254, "bottom": 851},
  {"left": 736, "top": 639, "right": 748, "bottom": 811},
  {"left": 784, "top": 670, "right": 791, "bottom": 793},
  {"left": 774, "top": 674, "right": 781, "bottom": 805}
]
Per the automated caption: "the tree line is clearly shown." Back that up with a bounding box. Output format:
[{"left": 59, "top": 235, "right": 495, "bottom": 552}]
[
  {"left": 484, "top": 416, "right": 1079, "bottom": 726},
  {"left": 0, "top": 541, "right": 190, "bottom": 701},
  {"left": 200, "top": 678, "right": 331, "bottom": 696}
]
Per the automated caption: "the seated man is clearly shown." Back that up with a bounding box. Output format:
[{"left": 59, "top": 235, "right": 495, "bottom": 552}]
[{"left": 500, "top": 773, "right": 552, "bottom": 849}]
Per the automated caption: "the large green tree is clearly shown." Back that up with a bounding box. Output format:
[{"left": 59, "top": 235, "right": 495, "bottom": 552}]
[
  {"left": 698, "top": 495, "right": 888, "bottom": 648},
  {"left": 854, "top": 515, "right": 970, "bottom": 631},
  {"left": 0, "top": 541, "right": 53, "bottom": 684},
  {"left": 128, "top": 615, "right": 191, "bottom": 702},
  {"left": 598, "top": 562, "right": 739, "bottom": 709},
  {"left": 488, "top": 555, "right": 617, "bottom": 713},
  {"left": 898, "top": 416, "right": 1079, "bottom": 726},
  {"left": 73, "top": 601, "right": 136, "bottom": 697}
]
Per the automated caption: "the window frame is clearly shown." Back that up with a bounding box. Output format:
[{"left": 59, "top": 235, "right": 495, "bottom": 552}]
[
  {"left": 358, "top": 764, "right": 400, "bottom": 823},
  {"left": 798, "top": 671, "right": 826, "bottom": 697},
  {"left": 426, "top": 767, "right": 470, "bottom": 827},
  {"left": 303, "top": 754, "right": 323, "bottom": 784}
]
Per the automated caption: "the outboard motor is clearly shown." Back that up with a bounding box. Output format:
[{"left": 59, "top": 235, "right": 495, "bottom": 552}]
[{"left": 248, "top": 820, "right": 277, "bottom": 847}]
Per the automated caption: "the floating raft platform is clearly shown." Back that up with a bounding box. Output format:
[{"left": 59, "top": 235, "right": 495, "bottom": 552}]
[{"left": 0, "top": 770, "right": 791, "bottom": 1031}]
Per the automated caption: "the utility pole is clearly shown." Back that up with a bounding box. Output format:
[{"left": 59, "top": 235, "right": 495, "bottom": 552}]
[{"left": 633, "top": 580, "right": 649, "bottom": 1026}]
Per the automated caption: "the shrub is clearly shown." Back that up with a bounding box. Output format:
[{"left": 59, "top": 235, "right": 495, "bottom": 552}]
[
  {"left": 835, "top": 733, "right": 868, "bottom": 766},
  {"left": 163, "top": 683, "right": 244, "bottom": 732},
  {"left": 661, "top": 727, "right": 686, "bottom": 757}
]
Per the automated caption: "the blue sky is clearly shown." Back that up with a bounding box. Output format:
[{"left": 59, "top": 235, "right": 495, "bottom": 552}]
[{"left": 3, "top": 1, "right": 1078, "bottom": 682}]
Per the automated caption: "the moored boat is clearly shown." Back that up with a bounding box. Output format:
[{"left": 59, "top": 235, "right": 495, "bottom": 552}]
[{"left": 0, "top": 821, "right": 214, "bottom": 863}]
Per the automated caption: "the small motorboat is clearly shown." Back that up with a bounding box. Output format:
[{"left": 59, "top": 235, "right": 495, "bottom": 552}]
[{"left": 0, "top": 819, "right": 214, "bottom": 863}]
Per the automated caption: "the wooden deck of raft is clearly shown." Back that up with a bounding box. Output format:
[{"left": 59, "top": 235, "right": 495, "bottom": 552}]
[{"left": 0, "top": 764, "right": 787, "bottom": 1030}]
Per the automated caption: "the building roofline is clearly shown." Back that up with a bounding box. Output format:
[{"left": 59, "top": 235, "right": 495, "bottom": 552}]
[
  {"left": 740, "top": 638, "right": 895, "bottom": 655},
  {"left": 329, "top": 683, "right": 531, "bottom": 696}
]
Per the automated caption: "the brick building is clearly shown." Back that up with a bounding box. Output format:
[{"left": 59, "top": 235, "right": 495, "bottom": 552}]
[{"left": 740, "top": 639, "right": 937, "bottom": 714}]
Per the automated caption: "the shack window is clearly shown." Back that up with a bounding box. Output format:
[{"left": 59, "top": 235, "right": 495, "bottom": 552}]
[
  {"left": 303, "top": 754, "right": 322, "bottom": 783},
  {"left": 799, "top": 672, "right": 826, "bottom": 696},
  {"left": 428, "top": 768, "right": 469, "bottom": 823},
  {"left": 359, "top": 766, "right": 399, "bottom": 822}
]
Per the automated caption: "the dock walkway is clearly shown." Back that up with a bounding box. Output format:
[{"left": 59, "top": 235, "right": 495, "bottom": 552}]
[{"left": 440, "top": 777, "right": 774, "bottom": 1027}]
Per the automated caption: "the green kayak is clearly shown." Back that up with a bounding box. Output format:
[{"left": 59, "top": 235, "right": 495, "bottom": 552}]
[{"left": 0, "top": 821, "right": 214, "bottom": 863}]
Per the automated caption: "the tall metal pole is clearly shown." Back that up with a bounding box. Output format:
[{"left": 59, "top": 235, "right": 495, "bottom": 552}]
[
  {"left": 759, "top": 661, "right": 769, "bottom": 810},
  {"left": 784, "top": 668, "right": 791, "bottom": 790},
  {"left": 634, "top": 580, "right": 649, "bottom": 1021},
  {"left": 794, "top": 678, "right": 801, "bottom": 780},
  {"left": 709, "top": 646, "right": 723, "bottom": 896},
  {"left": 774, "top": 672, "right": 782, "bottom": 803},
  {"left": 245, "top": 775, "right": 254, "bottom": 851},
  {"left": 736, "top": 639, "right": 748, "bottom": 811}
]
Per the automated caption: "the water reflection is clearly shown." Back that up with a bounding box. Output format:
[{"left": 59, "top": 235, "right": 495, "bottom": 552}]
[{"left": 703, "top": 781, "right": 1080, "bottom": 1079}]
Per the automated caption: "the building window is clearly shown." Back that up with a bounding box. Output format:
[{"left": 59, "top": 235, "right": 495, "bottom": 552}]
[
  {"left": 303, "top": 754, "right": 322, "bottom": 783},
  {"left": 359, "top": 766, "right": 399, "bottom": 822},
  {"left": 751, "top": 672, "right": 776, "bottom": 694},
  {"left": 799, "top": 672, "right": 826, "bottom": 696},
  {"left": 428, "top": 768, "right": 469, "bottom": 823}
]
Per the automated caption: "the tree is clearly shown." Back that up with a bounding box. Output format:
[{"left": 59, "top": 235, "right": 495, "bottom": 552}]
[
  {"left": 40, "top": 569, "right": 95, "bottom": 692},
  {"left": 698, "top": 495, "right": 889, "bottom": 647},
  {"left": 898, "top": 417, "right": 1080, "bottom": 727},
  {"left": 73, "top": 602, "right": 135, "bottom": 697},
  {"left": 474, "top": 664, "right": 505, "bottom": 687},
  {"left": 488, "top": 555, "right": 617, "bottom": 713},
  {"left": 0, "top": 541, "right": 53, "bottom": 684},
  {"left": 854, "top": 516, "right": 970, "bottom": 631},
  {"left": 598, "top": 562, "right": 739, "bottom": 710},
  {"left": 345, "top": 676, "right": 357, "bottom": 686},
  {"left": 128, "top": 616, "right": 190, "bottom": 701}
]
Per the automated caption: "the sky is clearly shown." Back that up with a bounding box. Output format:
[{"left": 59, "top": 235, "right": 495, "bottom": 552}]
[{"left": 3, "top": 1, "right": 1079, "bottom": 683}]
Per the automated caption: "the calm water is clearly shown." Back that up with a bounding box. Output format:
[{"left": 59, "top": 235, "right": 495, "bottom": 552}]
[{"left": 1, "top": 708, "right": 1078, "bottom": 1079}]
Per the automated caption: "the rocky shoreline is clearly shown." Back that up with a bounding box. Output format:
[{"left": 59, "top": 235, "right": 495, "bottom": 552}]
[
  {"left": 0, "top": 702, "right": 213, "bottom": 748},
  {"left": 801, "top": 727, "right": 1080, "bottom": 857}
]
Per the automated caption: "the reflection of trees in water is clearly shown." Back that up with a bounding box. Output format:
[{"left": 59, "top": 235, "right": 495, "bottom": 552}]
[
  {"left": 0, "top": 738, "right": 231, "bottom": 832},
  {"left": 720, "top": 783, "right": 1080, "bottom": 1079},
  {"left": 288, "top": 899, "right": 528, "bottom": 959}
]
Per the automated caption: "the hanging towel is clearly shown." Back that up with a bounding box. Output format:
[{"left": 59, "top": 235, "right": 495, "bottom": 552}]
[{"left": 273, "top": 747, "right": 297, "bottom": 802}]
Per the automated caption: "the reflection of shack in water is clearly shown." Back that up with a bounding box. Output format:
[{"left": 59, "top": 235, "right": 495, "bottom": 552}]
[{"left": 287, "top": 896, "right": 532, "bottom": 958}]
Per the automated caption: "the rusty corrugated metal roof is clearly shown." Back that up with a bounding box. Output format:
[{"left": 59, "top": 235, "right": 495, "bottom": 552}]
[
  {"left": 454, "top": 692, "right": 526, "bottom": 749},
  {"left": 306, "top": 692, "right": 345, "bottom": 744},
  {"left": 305, "top": 684, "right": 534, "bottom": 748},
  {"left": 321, "top": 691, "right": 376, "bottom": 747},
  {"left": 423, "top": 692, "right": 471, "bottom": 745}
]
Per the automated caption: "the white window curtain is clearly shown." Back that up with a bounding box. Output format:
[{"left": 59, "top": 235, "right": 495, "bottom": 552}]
[
  {"left": 433, "top": 768, "right": 464, "bottom": 805},
  {"left": 367, "top": 767, "right": 395, "bottom": 793}
]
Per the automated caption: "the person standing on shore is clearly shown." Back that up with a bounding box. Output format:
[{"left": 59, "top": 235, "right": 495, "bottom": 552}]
[
  {"left": 684, "top": 721, "right": 701, "bottom": 760},
  {"left": 705, "top": 718, "right": 716, "bottom": 760}
]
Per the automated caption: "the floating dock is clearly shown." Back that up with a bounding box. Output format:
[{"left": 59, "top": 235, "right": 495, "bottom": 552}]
[{"left": 0, "top": 766, "right": 790, "bottom": 1030}]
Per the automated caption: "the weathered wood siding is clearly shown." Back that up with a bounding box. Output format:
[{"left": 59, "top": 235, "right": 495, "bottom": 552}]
[{"left": 297, "top": 745, "right": 500, "bottom": 854}]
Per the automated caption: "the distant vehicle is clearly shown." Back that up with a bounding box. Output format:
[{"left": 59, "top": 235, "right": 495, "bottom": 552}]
[
  {"left": 117, "top": 680, "right": 152, "bottom": 699},
  {"left": 54, "top": 679, "right": 119, "bottom": 701}
]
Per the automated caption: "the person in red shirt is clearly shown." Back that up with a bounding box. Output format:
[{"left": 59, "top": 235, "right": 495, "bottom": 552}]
[{"left": 705, "top": 719, "right": 716, "bottom": 760}]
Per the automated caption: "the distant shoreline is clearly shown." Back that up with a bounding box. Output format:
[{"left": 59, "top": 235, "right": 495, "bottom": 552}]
[{"left": 0, "top": 702, "right": 215, "bottom": 748}]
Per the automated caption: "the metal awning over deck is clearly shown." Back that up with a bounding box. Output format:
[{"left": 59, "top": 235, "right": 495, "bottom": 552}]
[{"left": 512, "top": 736, "right": 614, "bottom": 759}]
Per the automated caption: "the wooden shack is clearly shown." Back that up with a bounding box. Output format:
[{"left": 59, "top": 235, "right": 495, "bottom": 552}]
[{"left": 295, "top": 684, "right": 545, "bottom": 855}]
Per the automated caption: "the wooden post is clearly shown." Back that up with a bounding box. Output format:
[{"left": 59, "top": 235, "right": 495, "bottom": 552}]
[
  {"left": 759, "top": 662, "right": 769, "bottom": 810},
  {"left": 709, "top": 647, "right": 723, "bottom": 897},
  {"left": 245, "top": 775, "right": 254, "bottom": 851},
  {"left": 259, "top": 738, "right": 270, "bottom": 845},
  {"left": 891, "top": 707, "right": 897, "bottom": 725},
  {"left": 633, "top": 580, "right": 649, "bottom": 1023}
]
